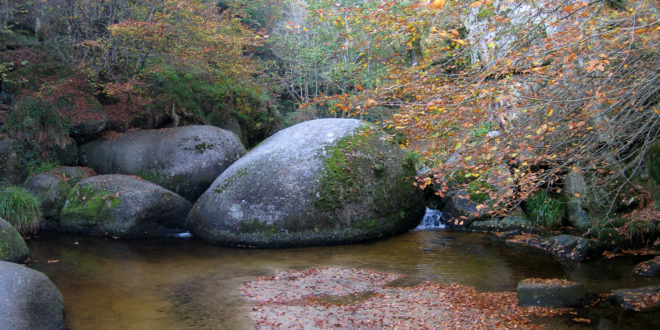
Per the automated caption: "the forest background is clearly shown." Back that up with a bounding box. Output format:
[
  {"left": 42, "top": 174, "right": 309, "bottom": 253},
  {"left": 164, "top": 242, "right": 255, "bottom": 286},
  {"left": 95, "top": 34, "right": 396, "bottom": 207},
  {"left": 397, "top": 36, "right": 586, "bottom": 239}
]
[{"left": 0, "top": 0, "right": 658, "bottom": 246}]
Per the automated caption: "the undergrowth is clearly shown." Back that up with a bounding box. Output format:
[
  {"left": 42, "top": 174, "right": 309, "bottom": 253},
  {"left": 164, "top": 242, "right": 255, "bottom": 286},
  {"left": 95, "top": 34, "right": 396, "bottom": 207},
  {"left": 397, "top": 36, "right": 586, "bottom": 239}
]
[{"left": 0, "top": 185, "right": 42, "bottom": 235}]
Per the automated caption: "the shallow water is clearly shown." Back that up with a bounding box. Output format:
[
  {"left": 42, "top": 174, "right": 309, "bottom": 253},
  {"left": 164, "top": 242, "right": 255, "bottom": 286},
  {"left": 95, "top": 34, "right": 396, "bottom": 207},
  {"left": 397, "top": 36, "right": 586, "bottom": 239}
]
[{"left": 27, "top": 230, "right": 659, "bottom": 329}]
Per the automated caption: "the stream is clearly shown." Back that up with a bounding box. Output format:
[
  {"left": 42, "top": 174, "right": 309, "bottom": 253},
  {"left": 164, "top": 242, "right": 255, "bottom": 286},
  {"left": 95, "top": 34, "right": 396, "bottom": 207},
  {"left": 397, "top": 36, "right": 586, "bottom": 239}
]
[{"left": 26, "top": 213, "right": 660, "bottom": 329}]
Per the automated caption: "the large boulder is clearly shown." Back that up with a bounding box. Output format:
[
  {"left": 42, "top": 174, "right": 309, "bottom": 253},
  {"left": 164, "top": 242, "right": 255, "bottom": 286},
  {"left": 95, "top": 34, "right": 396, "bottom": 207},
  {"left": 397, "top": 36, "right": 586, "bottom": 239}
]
[
  {"left": 0, "top": 261, "right": 65, "bottom": 329},
  {"left": 81, "top": 125, "right": 245, "bottom": 201},
  {"left": 60, "top": 174, "right": 191, "bottom": 238},
  {"left": 0, "top": 218, "right": 29, "bottom": 262},
  {"left": 187, "top": 118, "right": 425, "bottom": 247}
]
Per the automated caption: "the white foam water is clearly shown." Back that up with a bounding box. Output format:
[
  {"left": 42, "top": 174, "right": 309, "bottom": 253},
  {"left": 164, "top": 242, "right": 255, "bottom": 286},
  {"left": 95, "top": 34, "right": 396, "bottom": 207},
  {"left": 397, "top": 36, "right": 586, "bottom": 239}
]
[{"left": 414, "top": 208, "right": 445, "bottom": 230}]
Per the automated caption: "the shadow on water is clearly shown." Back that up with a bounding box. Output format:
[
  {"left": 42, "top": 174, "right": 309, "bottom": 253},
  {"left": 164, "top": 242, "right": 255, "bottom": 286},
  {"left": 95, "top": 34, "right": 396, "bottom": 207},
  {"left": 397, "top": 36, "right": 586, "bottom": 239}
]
[{"left": 26, "top": 230, "right": 660, "bottom": 329}]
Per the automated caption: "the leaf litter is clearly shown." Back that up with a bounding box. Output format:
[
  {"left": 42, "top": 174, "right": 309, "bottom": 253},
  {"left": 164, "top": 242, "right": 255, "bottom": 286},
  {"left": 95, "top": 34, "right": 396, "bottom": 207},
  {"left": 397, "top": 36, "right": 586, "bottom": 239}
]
[{"left": 241, "top": 266, "right": 571, "bottom": 329}]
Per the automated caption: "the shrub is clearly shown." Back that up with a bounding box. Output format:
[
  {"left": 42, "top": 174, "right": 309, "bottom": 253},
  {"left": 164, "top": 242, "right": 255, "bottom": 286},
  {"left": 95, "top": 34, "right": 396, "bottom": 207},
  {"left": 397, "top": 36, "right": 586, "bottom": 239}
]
[
  {"left": 467, "top": 179, "right": 493, "bottom": 203},
  {"left": 2, "top": 97, "right": 70, "bottom": 172},
  {"left": 524, "top": 191, "right": 565, "bottom": 228},
  {"left": 0, "top": 186, "right": 42, "bottom": 235},
  {"left": 625, "top": 219, "right": 656, "bottom": 247}
]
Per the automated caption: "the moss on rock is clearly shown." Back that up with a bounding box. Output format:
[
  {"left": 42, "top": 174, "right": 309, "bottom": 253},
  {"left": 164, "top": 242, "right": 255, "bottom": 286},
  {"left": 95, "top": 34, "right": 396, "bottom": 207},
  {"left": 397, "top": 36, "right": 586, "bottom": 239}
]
[
  {"left": 60, "top": 184, "right": 121, "bottom": 227},
  {"left": 0, "top": 218, "right": 29, "bottom": 262}
]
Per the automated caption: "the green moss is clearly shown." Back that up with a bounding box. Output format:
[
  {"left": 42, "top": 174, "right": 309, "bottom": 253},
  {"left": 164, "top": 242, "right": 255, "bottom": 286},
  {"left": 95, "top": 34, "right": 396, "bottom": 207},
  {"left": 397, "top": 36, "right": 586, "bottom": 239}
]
[
  {"left": 138, "top": 169, "right": 186, "bottom": 188},
  {"left": 194, "top": 143, "right": 215, "bottom": 154},
  {"left": 237, "top": 218, "right": 279, "bottom": 235},
  {"left": 476, "top": 5, "right": 494, "bottom": 21},
  {"left": 61, "top": 185, "right": 121, "bottom": 225},
  {"left": 467, "top": 180, "right": 494, "bottom": 203},
  {"left": 596, "top": 227, "right": 623, "bottom": 249},
  {"left": 214, "top": 168, "right": 248, "bottom": 194},
  {"left": 314, "top": 125, "right": 422, "bottom": 238}
]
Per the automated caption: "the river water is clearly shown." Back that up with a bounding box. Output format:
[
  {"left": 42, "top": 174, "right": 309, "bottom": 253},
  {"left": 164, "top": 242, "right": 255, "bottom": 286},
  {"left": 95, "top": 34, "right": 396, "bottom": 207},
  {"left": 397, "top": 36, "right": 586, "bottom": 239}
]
[{"left": 26, "top": 227, "right": 659, "bottom": 329}]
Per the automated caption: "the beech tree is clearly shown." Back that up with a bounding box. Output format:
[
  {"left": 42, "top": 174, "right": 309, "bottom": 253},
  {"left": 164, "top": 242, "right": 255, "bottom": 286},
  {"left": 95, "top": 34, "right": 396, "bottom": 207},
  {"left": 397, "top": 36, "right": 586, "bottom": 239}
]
[{"left": 314, "top": 0, "right": 659, "bottom": 221}]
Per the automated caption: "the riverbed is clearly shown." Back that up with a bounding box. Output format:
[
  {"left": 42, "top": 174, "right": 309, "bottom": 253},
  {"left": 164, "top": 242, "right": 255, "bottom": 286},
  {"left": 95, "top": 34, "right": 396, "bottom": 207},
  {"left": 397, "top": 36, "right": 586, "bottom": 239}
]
[{"left": 26, "top": 229, "right": 659, "bottom": 329}]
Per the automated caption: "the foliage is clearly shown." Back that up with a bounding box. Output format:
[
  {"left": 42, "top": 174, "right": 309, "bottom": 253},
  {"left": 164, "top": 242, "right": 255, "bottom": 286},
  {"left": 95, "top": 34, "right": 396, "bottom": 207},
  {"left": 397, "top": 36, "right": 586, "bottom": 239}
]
[
  {"left": 0, "top": 186, "right": 42, "bottom": 235},
  {"left": 268, "top": 0, "right": 413, "bottom": 112},
  {"left": 312, "top": 0, "right": 659, "bottom": 219},
  {"left": 2, "top": 97, "right": 69, "bottom": 173},
  {"left": 1, "top": 0, "right": 274, "bottom": 133},
  {"left": 625, "top": 219, "right": 656, "bottom": 246},
  {"left": 524, "top": 191, "right": 564, "bottom": 228}
]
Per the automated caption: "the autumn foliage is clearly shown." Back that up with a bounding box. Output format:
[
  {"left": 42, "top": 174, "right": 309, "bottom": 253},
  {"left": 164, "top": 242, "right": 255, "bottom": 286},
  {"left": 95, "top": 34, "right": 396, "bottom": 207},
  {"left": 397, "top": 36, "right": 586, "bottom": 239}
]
[{"left": 310, "top": 0, "right": 659, "bottom": 220}]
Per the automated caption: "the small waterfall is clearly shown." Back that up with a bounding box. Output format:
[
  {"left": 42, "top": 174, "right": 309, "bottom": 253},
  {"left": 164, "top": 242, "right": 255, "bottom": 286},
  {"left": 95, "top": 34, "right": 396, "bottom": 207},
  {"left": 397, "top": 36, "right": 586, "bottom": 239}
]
[
  {"left": 414, "top": 208, "right": 445, "bottom": 230},
  {"left": 170, "top": 232, "right": 192, "bottom": 238}
]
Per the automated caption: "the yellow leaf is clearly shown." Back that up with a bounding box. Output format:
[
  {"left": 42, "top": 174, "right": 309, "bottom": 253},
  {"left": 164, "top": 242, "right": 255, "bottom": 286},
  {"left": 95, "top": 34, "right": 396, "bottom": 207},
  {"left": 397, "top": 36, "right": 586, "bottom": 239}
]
[
  {"left": 574, "top": 193, "right": 581, "bottom": 198},
  {"left": 430, "top": 0, "right": 445, "bottom": 10}
]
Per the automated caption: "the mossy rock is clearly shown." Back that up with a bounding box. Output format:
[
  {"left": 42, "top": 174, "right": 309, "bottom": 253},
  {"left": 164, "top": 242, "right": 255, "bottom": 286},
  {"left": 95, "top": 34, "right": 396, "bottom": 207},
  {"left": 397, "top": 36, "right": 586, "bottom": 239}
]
[
  {"left": 0, "top": 218, "right": 29, "bottom": 263},
  {"left": 186, "top": 119, "right": 425, "bottom": 247},
  {"left": 81, "top": 125, "right": 245, "bottom": 201},
  {"left": 60, "top": 174, "right": 191, "bottom": 238},
  {"left": 23, "top": 173, "right": 71, "bottom": 220},
  {"left": 595, "top": 227, "right": 625, "bottom": 250}
]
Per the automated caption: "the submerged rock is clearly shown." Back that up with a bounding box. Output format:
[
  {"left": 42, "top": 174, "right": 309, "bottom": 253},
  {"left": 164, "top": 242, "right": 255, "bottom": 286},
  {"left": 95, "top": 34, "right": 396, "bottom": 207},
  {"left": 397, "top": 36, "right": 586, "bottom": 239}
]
[
  {"left": 506, "top": 234, "right": 597, "bottom": 261},
  {"left": 610, "top": 286, "right": 660, "bottom": 312},
  {"left": 0, "top": 218, "right": 29, "bottom": 262},
  {"left": 0, "top": 261, "right": 65, "bottom": 329},
  {"left": 517, "top": 278, "right": 593, "bottom": 307},
  {"left": 81, "top": 125, "right": 245, "bottom": 201},
  {"left": 187, "top": 118, "right": 425, "bottom": 247},
  {"left": 633, "top": 256, "right": 660, "bottom": 277},
  {"left": 545, "top": 235, "right": 597, "bottom": 261},
  {"left": 60, "top": 174, "right": 191, "bottom": 238}
]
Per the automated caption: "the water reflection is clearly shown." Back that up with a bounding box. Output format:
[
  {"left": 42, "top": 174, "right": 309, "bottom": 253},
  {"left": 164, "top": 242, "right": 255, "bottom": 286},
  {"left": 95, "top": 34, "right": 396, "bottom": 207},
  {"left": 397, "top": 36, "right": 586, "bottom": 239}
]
[{"left": 26, "top": 231, "right": 660, "bottom": 329}]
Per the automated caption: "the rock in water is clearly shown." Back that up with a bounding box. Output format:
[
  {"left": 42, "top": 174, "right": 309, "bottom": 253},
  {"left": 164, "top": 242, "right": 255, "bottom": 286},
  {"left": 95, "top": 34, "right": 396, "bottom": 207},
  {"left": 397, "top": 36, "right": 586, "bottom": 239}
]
[
  {"left": 611, "top": 286, "right": 660, "bottom": 312},
  {"left": 187, "top": 118, "right": 425, "bottom": 247},
  {"left": 81, "top": 125, "right": 245, "bottom": 201},
  {"left": 23, "top": 173, "right": 71, "bottom": 219},
  {"left": 0, "top": 218, "right": 29, "bottom": 262},
  {"left": 0, "top": 261, "right": 65, "bottom": 329},
  {"left": 60, "top": 174, "right": 191, "bottom": 238},
  {"left": 517, "top": 278, "right": 593, "bottom": 307}
]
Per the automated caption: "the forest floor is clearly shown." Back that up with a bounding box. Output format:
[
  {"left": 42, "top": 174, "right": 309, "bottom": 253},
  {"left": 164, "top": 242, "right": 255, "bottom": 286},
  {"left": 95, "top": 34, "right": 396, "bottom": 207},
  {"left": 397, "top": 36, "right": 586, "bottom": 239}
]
[{"left": 241, "top": 266, "right": 574, "bottom": 329}]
